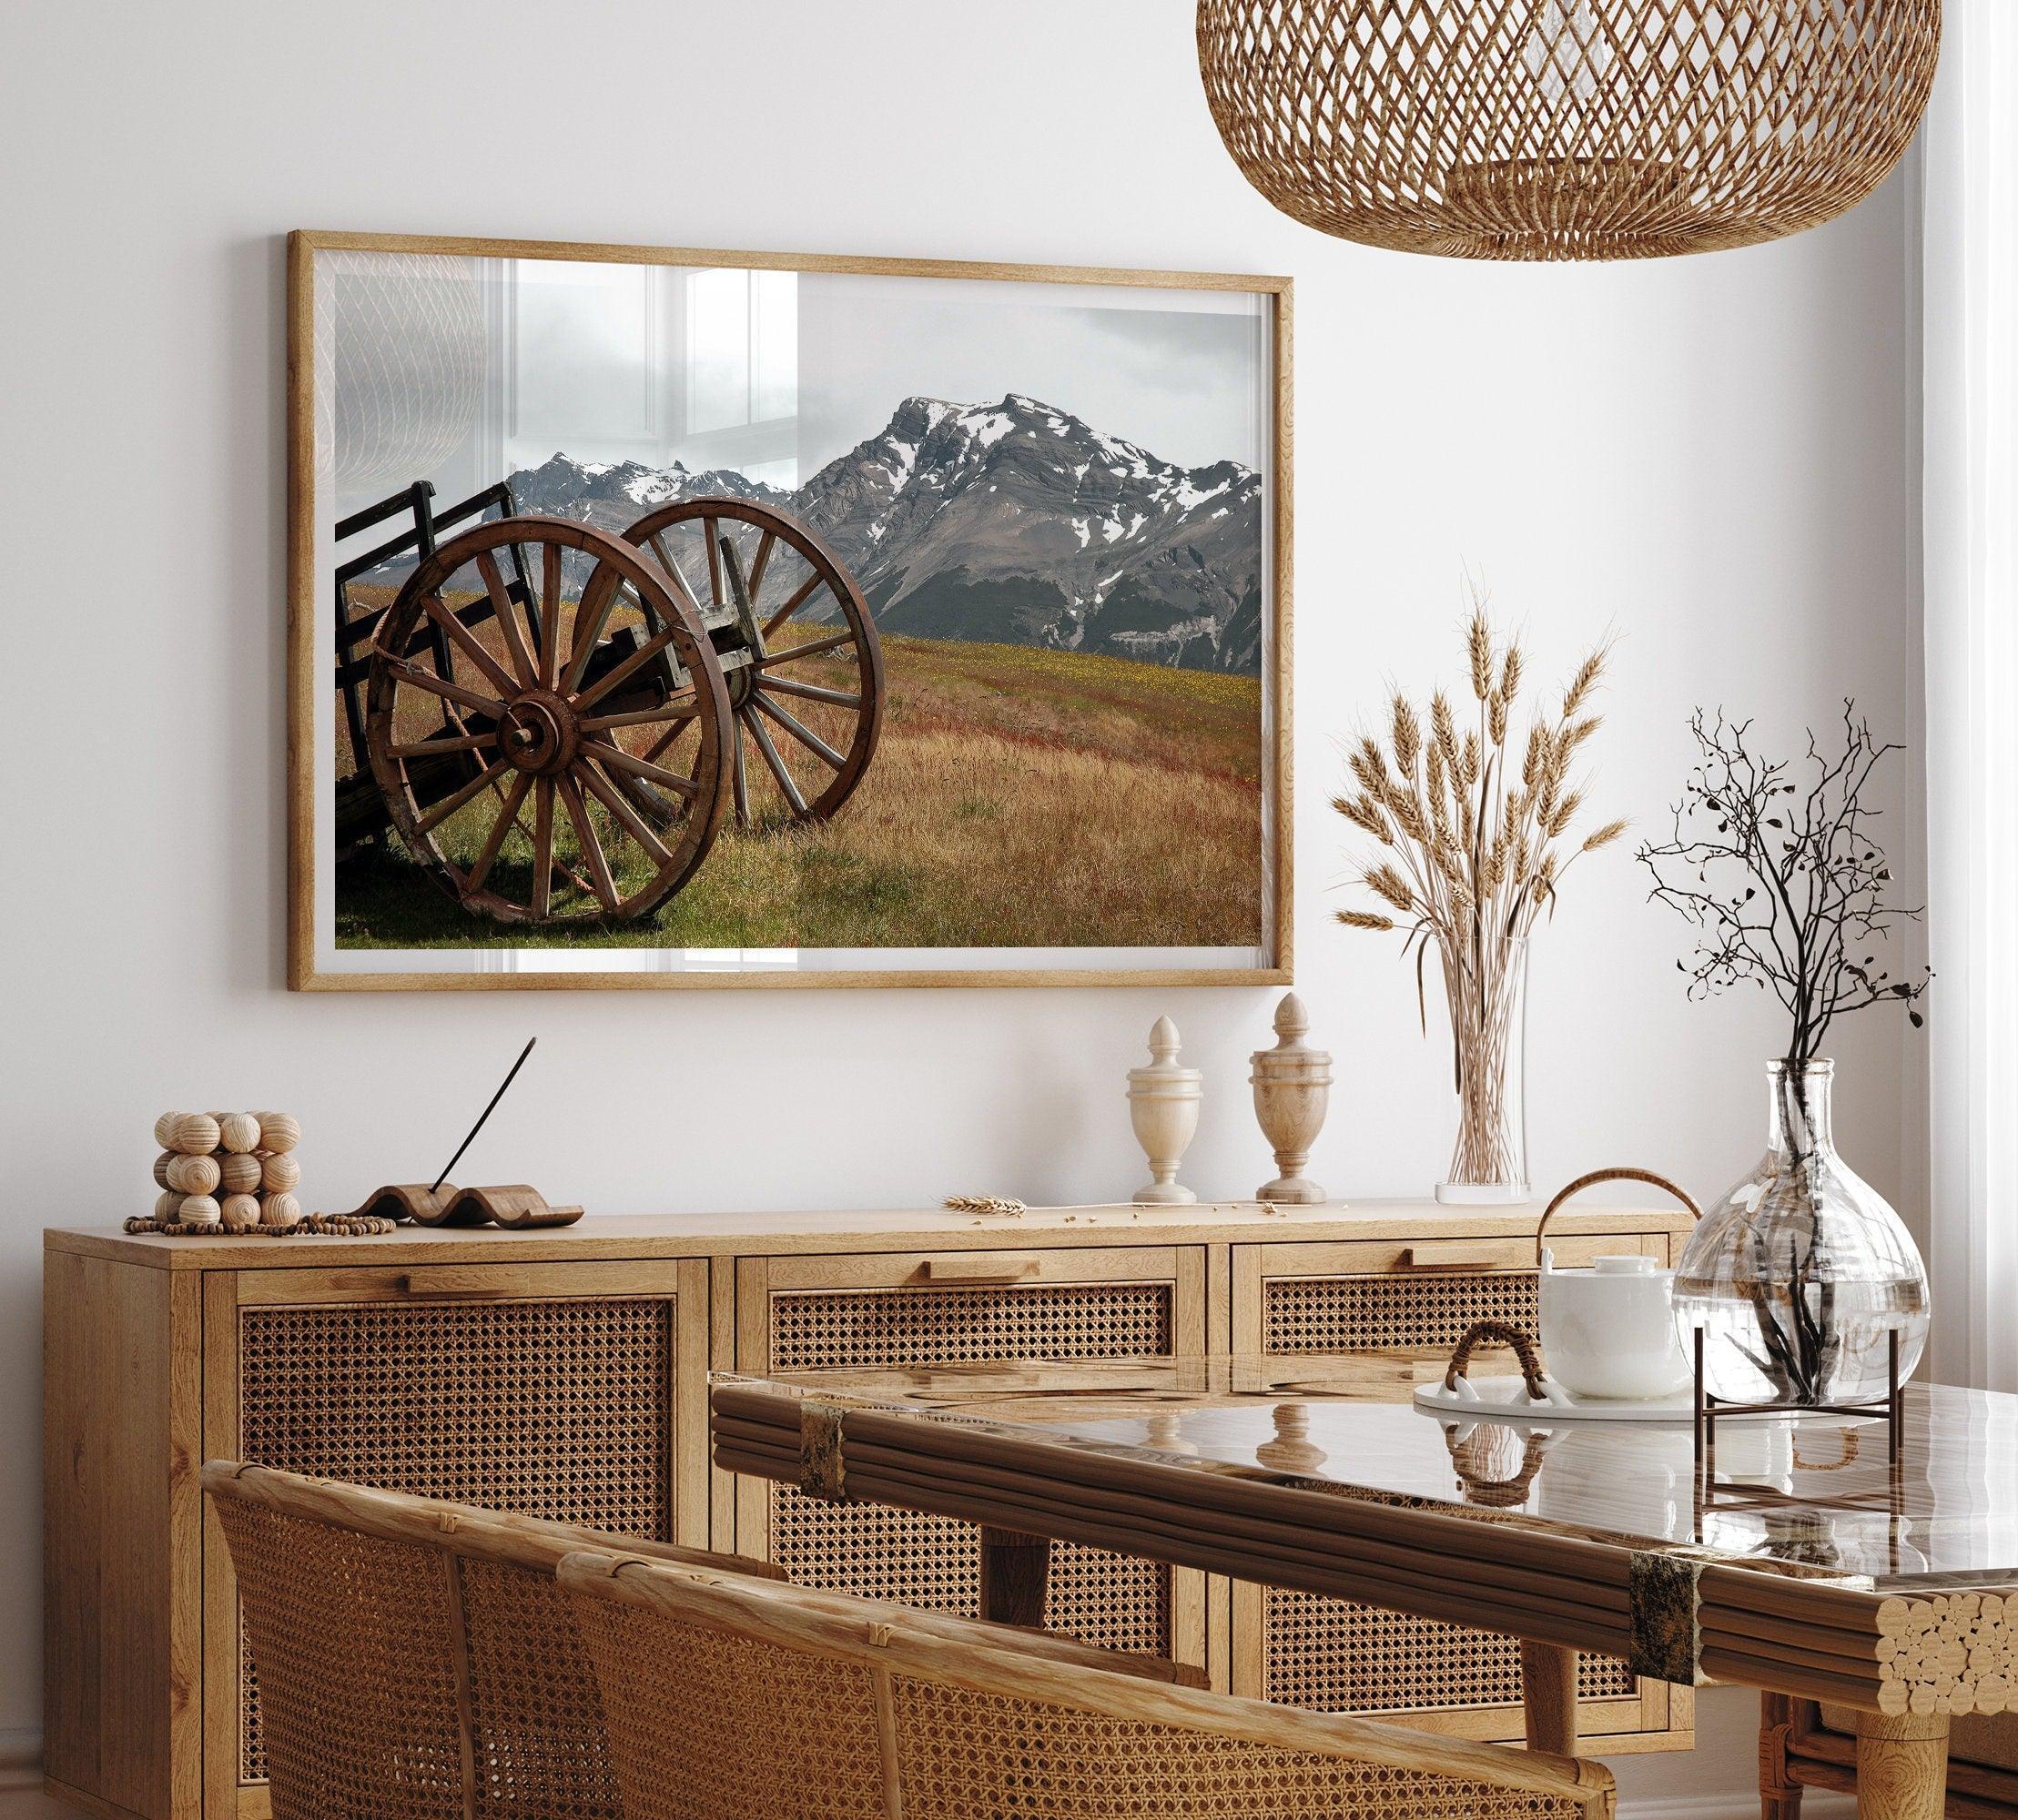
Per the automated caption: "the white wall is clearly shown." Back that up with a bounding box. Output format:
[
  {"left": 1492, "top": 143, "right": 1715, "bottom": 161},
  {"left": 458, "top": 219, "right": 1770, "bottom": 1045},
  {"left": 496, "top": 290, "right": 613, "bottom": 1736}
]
[{"left": 0, "top": 2, "right": 1922, "bottom": 1810}]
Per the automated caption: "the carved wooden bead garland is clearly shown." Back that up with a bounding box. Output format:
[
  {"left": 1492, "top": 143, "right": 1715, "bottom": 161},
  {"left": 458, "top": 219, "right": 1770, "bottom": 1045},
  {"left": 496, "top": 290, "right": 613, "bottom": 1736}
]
[{"left": 131, "top": 1110, "right": 309, "bottom": 1235}]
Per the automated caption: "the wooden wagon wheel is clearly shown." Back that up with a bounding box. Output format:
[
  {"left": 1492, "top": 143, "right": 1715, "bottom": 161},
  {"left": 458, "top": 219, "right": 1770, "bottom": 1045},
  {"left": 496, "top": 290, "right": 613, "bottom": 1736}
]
[
  {"left": 365, "top": 515, "right": 732, "bottom": 925},
  {"left": 623, "top": 498, "right": 884, "bottom": 828}
]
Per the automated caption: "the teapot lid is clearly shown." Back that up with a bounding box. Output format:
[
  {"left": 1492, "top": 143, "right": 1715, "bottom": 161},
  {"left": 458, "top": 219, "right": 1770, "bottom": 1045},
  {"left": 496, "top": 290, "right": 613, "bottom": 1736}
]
[{"left": 1591, "top": 1253, "right": 1660, "bottom": 1275}]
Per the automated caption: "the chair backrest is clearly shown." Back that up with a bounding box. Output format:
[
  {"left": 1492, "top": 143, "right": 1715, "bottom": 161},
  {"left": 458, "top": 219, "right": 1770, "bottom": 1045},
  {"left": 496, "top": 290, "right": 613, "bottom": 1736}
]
[
  {"left": 557, "top": 1548, "right": 1617, "bottom": 1820},
  {"left": 202, "top": 1461, "right": 780, "bottom": 1820}
]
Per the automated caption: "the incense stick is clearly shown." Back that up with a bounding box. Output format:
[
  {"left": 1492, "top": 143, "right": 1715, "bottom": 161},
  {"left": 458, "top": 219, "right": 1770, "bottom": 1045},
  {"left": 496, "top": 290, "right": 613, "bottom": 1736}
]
[{"left": 431, "top": 1038, "right": 536, "bottom": 1194}]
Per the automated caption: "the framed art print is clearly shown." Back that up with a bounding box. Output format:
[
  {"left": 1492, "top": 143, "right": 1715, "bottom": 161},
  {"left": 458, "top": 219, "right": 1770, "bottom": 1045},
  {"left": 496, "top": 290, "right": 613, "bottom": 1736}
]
[{"left": 287, "top": 231, "right": 1291, "bottom": 990}]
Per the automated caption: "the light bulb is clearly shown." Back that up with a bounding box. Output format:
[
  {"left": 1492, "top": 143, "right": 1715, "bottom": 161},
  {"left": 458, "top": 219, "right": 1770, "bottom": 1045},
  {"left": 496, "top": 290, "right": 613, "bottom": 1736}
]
[{"left": 1523, "top": 0, "right": 1609, "bottom": 110}]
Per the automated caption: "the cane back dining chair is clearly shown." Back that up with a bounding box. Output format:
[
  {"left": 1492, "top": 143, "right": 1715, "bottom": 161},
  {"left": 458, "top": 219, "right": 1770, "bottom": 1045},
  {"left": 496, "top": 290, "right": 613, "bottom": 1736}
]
[
  {"left": 204, "top": 1461, "right": 1209, "bottom": 1820},
  {"left": 202, "top": 1461, "right": 789, "bottom": 1820},
  {"left": 557, "top": 1547, "right": 1619, "bottom": 1820}
]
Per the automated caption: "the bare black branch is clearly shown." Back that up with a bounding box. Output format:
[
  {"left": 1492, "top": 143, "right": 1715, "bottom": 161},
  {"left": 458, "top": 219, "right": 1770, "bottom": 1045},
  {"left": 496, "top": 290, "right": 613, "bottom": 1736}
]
[{"left": 1637, "top": 702, "right": 1929, "bottom": 1063}]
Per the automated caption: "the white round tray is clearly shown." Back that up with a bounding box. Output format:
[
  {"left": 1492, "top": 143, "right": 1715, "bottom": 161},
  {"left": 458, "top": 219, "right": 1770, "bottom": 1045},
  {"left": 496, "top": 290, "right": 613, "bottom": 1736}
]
[{"left": 1413, "top": 1373, "right": 1792, "bottom": 1424}]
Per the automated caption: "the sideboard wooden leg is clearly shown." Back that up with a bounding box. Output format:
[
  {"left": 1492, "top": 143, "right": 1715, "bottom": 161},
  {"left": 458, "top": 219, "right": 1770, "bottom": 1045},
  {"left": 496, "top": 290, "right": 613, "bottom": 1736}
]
[
  {"left": 1759, "top": 1692, "right": 1805, "bottom": 1818},
  {"left": 1520, "top": 1641, "right": 1580, "bottom": 1755},
  {"left": 978, "top": 1526, "right": 1050, "bottom": 1629},
  {"left": 1853, "top": 1708, "right": 1949, "bottom": 1820}
]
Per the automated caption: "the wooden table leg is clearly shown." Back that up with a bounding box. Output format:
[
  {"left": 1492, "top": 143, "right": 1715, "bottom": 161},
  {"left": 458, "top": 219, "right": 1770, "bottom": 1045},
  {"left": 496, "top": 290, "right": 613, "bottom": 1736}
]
[
  {"left": 1853, "top": 1709, "right": 1949, "bottom": 1820},
  {"left": 1759, "top": 1692, "right": 1806, "bottom": 1819},
  {"left": 978, "top": 1525, "right": 1050, "bottom": 1628},
  {"left": 1520, "top": 1641, "right": 1579, "bottom": 1755}
]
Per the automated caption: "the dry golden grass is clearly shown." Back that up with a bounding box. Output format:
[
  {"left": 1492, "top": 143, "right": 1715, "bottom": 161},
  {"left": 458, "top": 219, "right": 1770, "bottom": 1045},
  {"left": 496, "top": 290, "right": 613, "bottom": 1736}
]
[{"left": 336, "top": 633, "right": 1263, "bottom": 951}]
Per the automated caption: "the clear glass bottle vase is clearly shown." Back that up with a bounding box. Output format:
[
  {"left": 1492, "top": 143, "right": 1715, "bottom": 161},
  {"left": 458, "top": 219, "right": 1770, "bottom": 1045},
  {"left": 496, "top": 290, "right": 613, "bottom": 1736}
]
[
  {"left": 1434, "top": 933, "right": 1529, "bottom": 1205},
  {"left": 1672, "top": 1058, "right": 1928, "bottom": 1404}
]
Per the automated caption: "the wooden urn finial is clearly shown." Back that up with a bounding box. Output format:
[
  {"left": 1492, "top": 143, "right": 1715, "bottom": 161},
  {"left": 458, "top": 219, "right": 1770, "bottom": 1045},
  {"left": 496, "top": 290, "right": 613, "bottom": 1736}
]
[
  {"left": 1128, "top": 1016, "right": 1202, "bottom": 1207},
  {"left": 1250, "top": 992, "right": 1331, "bottom": 1205}
]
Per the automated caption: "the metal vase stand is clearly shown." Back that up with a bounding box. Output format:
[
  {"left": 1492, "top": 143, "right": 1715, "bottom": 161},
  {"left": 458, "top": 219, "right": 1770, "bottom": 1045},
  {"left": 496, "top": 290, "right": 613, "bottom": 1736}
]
[{"left": 1691, "top": 1327, "right": 1907, "bottom": 1554}]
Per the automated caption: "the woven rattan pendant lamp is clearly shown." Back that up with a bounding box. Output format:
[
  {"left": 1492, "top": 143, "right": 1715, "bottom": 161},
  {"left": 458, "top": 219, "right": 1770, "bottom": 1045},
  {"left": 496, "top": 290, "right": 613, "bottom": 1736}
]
[{"left": 1197, "top": 1, "right": 1942, "bottom": 260}]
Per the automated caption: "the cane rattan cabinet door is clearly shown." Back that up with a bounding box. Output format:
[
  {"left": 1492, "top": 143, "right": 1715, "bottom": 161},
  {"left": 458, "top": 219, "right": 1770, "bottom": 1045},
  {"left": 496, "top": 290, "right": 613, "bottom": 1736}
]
[
  {"left": 1229, "top": 1236, "right": 1690, "bottom": 1753},
  {"left": 734, "top": 1247, "right": 1208, "bottom": 1670},
  {"left": 201, "top": 1259, "right": 708, "bottom": 1818}
]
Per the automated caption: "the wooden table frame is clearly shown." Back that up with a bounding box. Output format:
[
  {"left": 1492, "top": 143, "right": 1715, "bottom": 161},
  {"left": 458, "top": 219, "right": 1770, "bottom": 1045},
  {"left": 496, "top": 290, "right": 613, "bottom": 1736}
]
[{"left": 714, "top": 1380, "right": 2016, "bottom": 1820}]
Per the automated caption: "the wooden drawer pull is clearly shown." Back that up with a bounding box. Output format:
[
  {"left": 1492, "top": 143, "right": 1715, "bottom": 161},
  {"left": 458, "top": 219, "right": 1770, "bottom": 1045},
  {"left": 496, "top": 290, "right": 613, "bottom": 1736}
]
[
  {"left": 1395, "top": 1247, "right": 1514, "bottom": 1273},
  {"left": 917, "top": 1256, "right": 1041, "bottom": 1286},
  {"left": 390, "top": 1274, "right": 511, "bottom": 1299}
]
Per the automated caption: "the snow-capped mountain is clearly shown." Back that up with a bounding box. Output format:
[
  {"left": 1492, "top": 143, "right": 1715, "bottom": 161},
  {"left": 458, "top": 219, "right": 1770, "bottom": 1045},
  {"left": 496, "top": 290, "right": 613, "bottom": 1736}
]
[
  {"left": 504, "top": 452, "right": 788, "bottom": 535},
  {"left": 500, "top": 393, "right": 1264, "bottom": 672}
]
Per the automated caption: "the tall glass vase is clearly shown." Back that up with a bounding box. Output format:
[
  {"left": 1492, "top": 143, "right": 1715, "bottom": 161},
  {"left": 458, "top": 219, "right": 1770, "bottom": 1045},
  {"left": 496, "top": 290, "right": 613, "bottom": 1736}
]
[
  {"left": 1434, "top": 933, "right": 1529, "bottom": 1205},
  {"left": 1673, "top": 1059, "right": 1929, "bottom": 1404}
]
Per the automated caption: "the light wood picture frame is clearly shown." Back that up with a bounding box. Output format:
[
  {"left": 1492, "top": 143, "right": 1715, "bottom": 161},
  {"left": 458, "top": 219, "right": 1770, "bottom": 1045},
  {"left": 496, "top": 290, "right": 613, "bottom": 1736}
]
[{"left": 288, "top": 230, "right": 1293, "bottom": 991}]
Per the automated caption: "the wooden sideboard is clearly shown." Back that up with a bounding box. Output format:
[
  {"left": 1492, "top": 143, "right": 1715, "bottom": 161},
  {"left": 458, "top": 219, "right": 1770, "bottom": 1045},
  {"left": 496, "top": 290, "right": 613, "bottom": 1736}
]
[{"left": 44, "top": 1198, "right": 1696, "bottom": 1820}]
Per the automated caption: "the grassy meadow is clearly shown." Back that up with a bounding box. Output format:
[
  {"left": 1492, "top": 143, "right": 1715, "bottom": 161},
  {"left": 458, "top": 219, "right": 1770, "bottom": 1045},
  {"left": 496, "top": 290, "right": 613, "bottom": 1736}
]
[{"left": 334, "top": 633, "right": 1263, "bottom": 950}]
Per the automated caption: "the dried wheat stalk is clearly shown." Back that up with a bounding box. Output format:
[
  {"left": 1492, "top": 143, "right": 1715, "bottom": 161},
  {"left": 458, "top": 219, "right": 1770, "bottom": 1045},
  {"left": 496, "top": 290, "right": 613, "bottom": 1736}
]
[
  {"left": 1333, "top": 596, "right": 1621, "bottom": 1187},
  {"left": 942, "top": 1195, "right": 1029, "bottom": 1217}
]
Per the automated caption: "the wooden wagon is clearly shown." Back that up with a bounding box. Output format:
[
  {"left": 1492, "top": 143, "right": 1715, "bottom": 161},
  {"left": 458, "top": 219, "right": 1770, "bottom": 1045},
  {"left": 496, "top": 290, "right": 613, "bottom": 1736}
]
[{"left": 332, "top": 480, "right": 884, "bottom": 925}]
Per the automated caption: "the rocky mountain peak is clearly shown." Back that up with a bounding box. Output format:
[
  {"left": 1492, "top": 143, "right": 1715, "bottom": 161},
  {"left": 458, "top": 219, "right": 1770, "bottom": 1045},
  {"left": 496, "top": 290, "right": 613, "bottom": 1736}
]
[{"left": 501, "top": 395, "right": 1263, "bottom": 674}]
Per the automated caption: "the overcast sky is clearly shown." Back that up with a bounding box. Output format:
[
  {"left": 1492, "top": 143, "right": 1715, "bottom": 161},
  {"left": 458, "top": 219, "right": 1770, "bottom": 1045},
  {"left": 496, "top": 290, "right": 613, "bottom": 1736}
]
[
  {"left": 331, "top": 256, "right": 1276, "bottom": 500},
  {"left": 793, "top": 272, "right": 1270, "bottom": 475}
]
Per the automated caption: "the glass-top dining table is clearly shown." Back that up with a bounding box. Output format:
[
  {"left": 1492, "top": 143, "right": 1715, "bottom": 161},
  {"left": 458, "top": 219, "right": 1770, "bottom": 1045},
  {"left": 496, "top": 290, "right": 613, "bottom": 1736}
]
[{"left": 712, "top": 1356, "right": 2018, "bottom": 1820}]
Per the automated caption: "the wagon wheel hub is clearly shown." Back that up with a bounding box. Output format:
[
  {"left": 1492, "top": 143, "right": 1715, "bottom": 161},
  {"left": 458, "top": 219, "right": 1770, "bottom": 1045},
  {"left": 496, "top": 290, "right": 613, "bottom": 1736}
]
[{"left": 497, "top": 691, "right": 576, "bottom": 777}]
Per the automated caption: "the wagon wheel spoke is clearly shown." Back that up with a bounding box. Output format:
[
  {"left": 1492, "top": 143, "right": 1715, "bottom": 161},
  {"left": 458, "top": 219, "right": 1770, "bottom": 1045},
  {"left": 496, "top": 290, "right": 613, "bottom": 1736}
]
[
  {"left": 530, "top": 777, "right": 555, "bottom": 919},
  {"left": 744, "top": 710, "right": 809, "bottom": 815},
  {"left": 745, "top": 529, "right": 776, "bottom": 605},
  {"left": 383, "top": 658, "right": 508, "bottom": 721},
  {"left": 731, "top": 724, "right": 751, "bottom": 825},
  {"left": 461, "top": 771, "right": 533, "bottom": 897},
  {"left": 417, "top": 595, "right": 518, "bottom": 700},
  {"left": 516, "top": 806, "right": 593, "bottom": 904},
  {"left": 758, "top": 628, "right": 857, "bottom": 667},
  {"left": 413, "top": 754, "right": 515, "bottom": 837},
  {"left": 647, "top": 532, "right": 705, "bottom": 612},
  {"left": 577, "top": 693, "right": 700, "bottom": 733},
  {"left": 561, "top": 562, "right": 625, "bottom": 695},
  {"left": 538, "top": 542, "right": 563, "bottom": 689},
  {"left": 642, "top": 712, "right": 700, "bottom": 765},
  {"left": 761, "top": 573, "right": 828, "bottom": 640},
  {"left": 578, "top": 756, "right": 676, "bottom": 868},
  {"left": 390, "top": 729, "right": 497, "bottom": 759},
  {"left": 585, "top": 737, "right": 703, "bottom": 800},
  {"left": 703, "top": 517, "right": 725, "bottom": 607},
  {"left": 758, "top": 674, "right": 860, "bottom": 709},
  {"left": 752, "top": 691, "right": 847, "bottom": 771},
  {"left": 554, "top": 773, "right": 620, "bottom": 915},
  {"left": 476, "top": 551, "right": 539, "bottom": 685},
  {"left": 573, "top": 623, "right": 681, "bottom": 713}
]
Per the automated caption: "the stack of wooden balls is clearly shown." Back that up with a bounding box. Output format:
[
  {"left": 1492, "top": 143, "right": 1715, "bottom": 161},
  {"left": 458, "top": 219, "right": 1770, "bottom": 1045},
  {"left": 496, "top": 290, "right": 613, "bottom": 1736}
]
[{"left": 152, "top": 1111, "right": 301, "bottom": 1232}]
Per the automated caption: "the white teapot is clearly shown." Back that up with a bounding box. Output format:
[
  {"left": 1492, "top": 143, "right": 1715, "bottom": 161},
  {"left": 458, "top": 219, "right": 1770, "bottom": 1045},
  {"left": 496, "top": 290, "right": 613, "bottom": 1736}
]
[{"left": 1535, "top": 1168, "right": 1702, "bottom": 1401}]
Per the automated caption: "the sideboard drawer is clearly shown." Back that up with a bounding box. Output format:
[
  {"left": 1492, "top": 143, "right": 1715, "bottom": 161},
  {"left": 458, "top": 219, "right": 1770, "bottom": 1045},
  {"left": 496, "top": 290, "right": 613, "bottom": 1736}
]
[
  {"left": 1246, "top": 1233, "right": 1661, "bottom": 1355},
  {"left": 1228, "top": 1237, "right": 1687, "bottom": 1750},
  {"left": 202, "top": 1259, "right": 709, "bottom": 1815},
  {"left": 734, "top": 1248, "right": 1207, "bottom": 1668}
]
